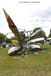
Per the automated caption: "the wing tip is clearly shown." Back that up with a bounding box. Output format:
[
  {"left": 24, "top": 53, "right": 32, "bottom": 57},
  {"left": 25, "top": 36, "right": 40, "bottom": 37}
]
[{"left": 3, "top": 8, "right": 8, "bottom": 19}]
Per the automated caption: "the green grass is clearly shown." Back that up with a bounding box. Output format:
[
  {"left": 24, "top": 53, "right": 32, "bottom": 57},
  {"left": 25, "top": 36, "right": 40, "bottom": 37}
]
[{"left": 0, "top": 45, "right": 51, "bottom": 76}]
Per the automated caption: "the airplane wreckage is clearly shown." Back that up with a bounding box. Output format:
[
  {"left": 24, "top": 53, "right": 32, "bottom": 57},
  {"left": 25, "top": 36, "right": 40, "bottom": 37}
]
[{"left": 3, "top": 9, "right": 48, "bottom": 56}]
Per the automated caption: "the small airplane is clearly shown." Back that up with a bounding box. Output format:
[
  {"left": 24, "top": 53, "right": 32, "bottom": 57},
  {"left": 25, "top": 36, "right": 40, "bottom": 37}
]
[{"left": 3, "top": 9, "right": 42, "bottom": 56}]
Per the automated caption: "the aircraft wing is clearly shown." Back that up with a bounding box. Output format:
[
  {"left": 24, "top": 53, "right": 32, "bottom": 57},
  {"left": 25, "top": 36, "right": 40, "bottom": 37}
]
[
  {"left": 26, "top": 29, "right": 42, "bottom": 42},
  {"left": 3, "top": 9, "right": 22, "bottom": 43}
]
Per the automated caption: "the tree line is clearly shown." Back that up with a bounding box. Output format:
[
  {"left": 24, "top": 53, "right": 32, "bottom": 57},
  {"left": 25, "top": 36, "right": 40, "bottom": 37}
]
[{"left": 0, "top": 27, "right": 51, "bottom": 44}]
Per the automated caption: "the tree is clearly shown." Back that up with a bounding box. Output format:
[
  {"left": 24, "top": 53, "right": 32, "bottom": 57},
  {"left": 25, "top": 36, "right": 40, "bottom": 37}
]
[
  {"left": 48, "top": 29, "right": 51, "bottom": 37},
  {"left": 31, "top": 27, "right": 47, "bottom": 40},
  {"left": 32, "top": 27, "right": 41, "bottom": 33},
  {"left": 6, "top": 38, "right": 11, "bottom": 43},
  {"left": 0, "top": 32, "right": 7, "bottom": 44},
  {"left": 10, "top": 36, "right": 17, "bottom": 40}
]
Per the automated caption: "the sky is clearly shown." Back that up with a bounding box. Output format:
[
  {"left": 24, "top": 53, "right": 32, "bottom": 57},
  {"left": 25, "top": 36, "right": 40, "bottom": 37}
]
[{"left": 0, "top": 0, "right": 51, "bottom": 38}]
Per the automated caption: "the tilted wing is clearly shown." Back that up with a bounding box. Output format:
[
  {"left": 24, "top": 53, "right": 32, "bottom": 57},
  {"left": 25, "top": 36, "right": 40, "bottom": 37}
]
[
  {"left": 26, "top": 29, "right": 42, "bottom": 42},
  {"left": 3, "top": 9, "right": 22, "bottom": 43}
]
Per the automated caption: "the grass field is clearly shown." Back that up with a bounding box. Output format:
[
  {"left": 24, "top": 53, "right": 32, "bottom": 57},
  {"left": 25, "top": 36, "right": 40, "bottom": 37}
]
[{"left": 0, "top": 45, "right": 51, "bottom": 76}]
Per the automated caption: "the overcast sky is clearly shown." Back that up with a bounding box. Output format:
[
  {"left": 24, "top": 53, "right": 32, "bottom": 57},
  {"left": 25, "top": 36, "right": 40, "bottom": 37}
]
[{"left": 0, "top": 0, "right": 51, "bottom": 38}]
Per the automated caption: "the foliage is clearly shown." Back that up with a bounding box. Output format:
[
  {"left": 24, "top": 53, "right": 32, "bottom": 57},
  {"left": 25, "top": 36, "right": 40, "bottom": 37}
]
[
  {"left": 31, "top": 27, "right": 47, "bottom": 40},
  {"left": 10, "top": 36, "right": 17, "bottom": 40},
  {"left": 0, "top": 32, "right": 7, "bottom": 43},
  {"left": 48, "top": 29, "right": 51, "bottom": 37},
  {"left": 32, "top": 27, "right": 41, "bottom": 33},
  {"left": 6, "top": 38, "right": 11, "bottom": 43}
]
